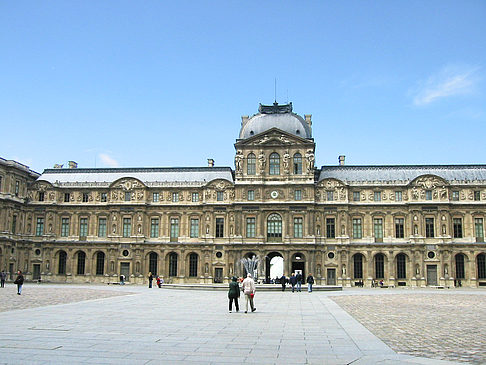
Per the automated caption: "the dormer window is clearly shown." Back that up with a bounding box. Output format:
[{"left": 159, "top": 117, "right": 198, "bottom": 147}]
[
  {"left": 296, "top": 130, "right": 300, "bottom": 135},
  {"left": 293, "top": 153, "right": 302, "bottom": 174},
  {"left": 269, "top": 153, "right": 280, "bottom": 175},
  {"left": 250, "top": 131, "right": 254, "bottom": 136},
  {"left": 247, "top": 153, "right": 256, "bottom": 175}
]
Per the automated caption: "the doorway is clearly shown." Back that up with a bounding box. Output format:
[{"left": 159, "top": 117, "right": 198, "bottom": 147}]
[
  {"left": 291, "top": 253, "right": 305, "bottom": 279},
  {"left": 33, "top": 264, "right": 41, "bottom": 280},
  {"left": 120, "top": 262, "right": 130, "bottom": 282},
  {"left": 265, "top": 252, "right": 283, "bottom": 283},
  {"left": 327, "top": 268, "right": 336, "bottom": 285},
  {"left": 214, "top": 268, "right": 223, "bottom": 283},
  {"left": 427, "top": 265, "right": 438, "bottom": 286}
]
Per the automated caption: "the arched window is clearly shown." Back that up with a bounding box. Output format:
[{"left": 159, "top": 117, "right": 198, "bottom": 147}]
[
  {"left": 267, "top": 214, "right": 282, "bottom": 241},
  {"left": 247, "top": 153, "right": 256, "bottom": 175},
  {"left": 189, "top": 253, "right": 198, "bottom": 277},
  {"left": 455, "top": 254, "right": 465, "bottom": 279},
  {"left": 149, "top": 252, "right": 158, "bottom": 276},
  {"left": 58, "top": 251, "right": 67, "bottom": 275},
  {"left": 96, "top": 252, "right": 105, "bottom": 275},
  {"left": 375, "top": 253, "right": 384, "bottom": 279},
  {"left": 353, "top": 254, "right": 363, "bottom": 279},
  {"left": 269, "top": 153, "right": 280, "bottom": 175},
  {"left": 293, "top": 153, "right": 302, "bottom": 174},
  {"left": 169, "top": 252, "right": 178, "bottom": 277},
  {"left": 477, "top": 253, "right": 486, "bottom": 279},
  {"left": 77, "top": 251, "right": 86, "bottom": 275},
  {"left": 396, "top": 253, "right": 406, "bottom": 279}
]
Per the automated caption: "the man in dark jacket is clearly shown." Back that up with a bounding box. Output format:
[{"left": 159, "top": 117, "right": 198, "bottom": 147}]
[
  {"left": 228, "top": 276, "right": 240, "bottom": 313},
  {"left": 280, "top": 274, "right": 286, "bottom": 291},
  {"left": 306, "top": 273, "right": 315, "bottom": 293},
  {"left": 289, "top": 273, "right": 297, "bottom": 293},
  {"left": 14, "top": 270, "right": 24, "bottom": 295},
  {"left": 296, "top": 272, "right": 303, "bottom": 292}
]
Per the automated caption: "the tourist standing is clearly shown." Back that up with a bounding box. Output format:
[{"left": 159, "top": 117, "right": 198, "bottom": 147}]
[
  {"left": 228, "top": 276, "right": 240, "bottom": 313},
  {"left": 14, "top": 270, "right": 24, "bottom": 295},
  {"left": 0, "top": 270, "right": 6, "bottom": 288},
  {"left": 306, "top": 273, "right": 314, "bottom": 293},
  {"left": 242, "top": 273, "right": 256, "bottom": 313},
  {"left": 148, "top": 272, "right": 153, "bottom": 288},
  {"left": 289, "top": 273, "right": 297, "bottom": 293},
  {"left": 280, "top": 274, "right": 286, "bottom": 291},
  {"left": 296, "top": 272, "right": 303, "bottom": 292}
]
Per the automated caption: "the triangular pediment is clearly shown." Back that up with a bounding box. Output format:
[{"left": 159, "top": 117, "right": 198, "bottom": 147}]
[{"left": 235, "top": 128, "right": 313, "bottom": 147}]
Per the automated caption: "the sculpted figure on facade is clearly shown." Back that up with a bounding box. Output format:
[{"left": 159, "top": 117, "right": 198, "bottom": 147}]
[
  {"left": 235, "top": 150, "right": 243, "bottom": 174},
  {"left": 305, "top": 150, "right": 314, "bottom": 173},
  {"left": 258, "top": 150, "right": 266, "bottom": 173},
  {"left": 283, "top": 150, "right": 290, "bottom": 174}
]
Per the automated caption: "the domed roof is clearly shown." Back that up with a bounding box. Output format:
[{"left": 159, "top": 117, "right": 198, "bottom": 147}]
[{"left": 239, "top": 102, "right": 312, "bottom": 140}]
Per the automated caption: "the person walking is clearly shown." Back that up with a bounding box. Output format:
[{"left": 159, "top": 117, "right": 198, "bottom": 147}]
[
  {"left": 289, "top": 273, "right": 297, "bottom": 293},
  {"left": 14, "top": 270, "right": 24, "bottom": 295},
  {"left": 0, "top": 270, "right": 6, "bottom": 288},
  {"left": 306, "top": 273, "right": 315, "bottom": 293},
  {"left": 242, "top": 273, "right": 256, "bottom": 313},
  {"left": 228, "top": 276, "right": 240, "bottom": 313},
  {"left": 148, "top": 272, "right": 153, "bottom": 288},
  {"left": 296, "top": 272, "right": 303, "bottom": 292},
  {"left": 280, "top": 274, "right": 286, "bottom": 291}
]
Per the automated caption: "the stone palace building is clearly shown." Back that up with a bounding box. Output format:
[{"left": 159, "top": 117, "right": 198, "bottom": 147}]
[{"left": 1, "top": 102, "right": 486, "bottom": 287}]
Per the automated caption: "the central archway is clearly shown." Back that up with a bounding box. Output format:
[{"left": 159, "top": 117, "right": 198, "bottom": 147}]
[{"left": 265, "top": 252, "right": 284, "bottom": 283}]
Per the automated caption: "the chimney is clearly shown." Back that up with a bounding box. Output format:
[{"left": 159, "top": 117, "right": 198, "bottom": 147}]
[
  {"left": 207, "top": 159, "right": 214, "bottom": 167},
  {"left": 241, "top": 115, "right": 249, "bottom": 127},
  {"left": 338, "top": 155, "right": 345, "bottom": 166},
  {"left": 68, "top": 161, "right": 78, "bottom": 169}
]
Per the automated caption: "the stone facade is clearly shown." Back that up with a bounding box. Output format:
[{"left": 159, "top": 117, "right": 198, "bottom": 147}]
[{"left": 1, "top": 103, "right": 486, "bottom": 287}]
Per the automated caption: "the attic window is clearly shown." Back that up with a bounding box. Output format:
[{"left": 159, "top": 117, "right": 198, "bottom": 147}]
[
  {"left": 296, "top": 130, "right": 300, "bottom": 134},
  {"left": 250, "top": 131, "right": 254, "bottom": 136}
]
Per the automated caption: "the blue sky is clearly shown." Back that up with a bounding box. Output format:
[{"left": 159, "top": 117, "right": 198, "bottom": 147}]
[{"left": 1, "top": 1, "right": 485, "bottom": 173}]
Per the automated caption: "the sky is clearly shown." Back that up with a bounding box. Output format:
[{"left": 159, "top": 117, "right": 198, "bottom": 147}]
[{"left": 1, "top": 1, "right": 485, "bottom": 173}]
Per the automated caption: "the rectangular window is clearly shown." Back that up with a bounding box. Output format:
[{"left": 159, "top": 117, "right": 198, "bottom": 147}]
[
  {"left": 452, "top": 191, "right": 459, "bottom": 201},
  {"left": 425, "top": 190, "right": 432, "bottom": 200},
  {"left": 82, "top": 193, "right": 89, "bottom": 202},
  {"left": 475, "top": 218, "right": 484, "bottom": 241},
  {"left": 453, "top": 218, "right": 463, "bottom": 238},
  {"left": 374, "top": 191, "right": 381, "bottom": 202},
  {"left": 216, "top": 218, "right": 224, "bottom": 238},
  {"left": 170, "top": 218, "right": 179, "bottom": 241},
  {"left": 192, "top": 192, "right": 199, "bottom": 202},
  {"left": 294, "top": 217, "right": 303, "bottom": 238},
  {"left": 98, "top": 218, "right": 107, "bottom": 237},
  {"left": 0, "top": 176, "right": 2, "bottom": 191},
  {"left": 15, "top": 181, "right": 20, "bottom": 196},
  {"left": 172, "top": 192, "right": 179, "bottom": 202},
  {"left": 327, "top": 191, "right": 334, "bottom": 201},
  {"left": 374, "top": 218, "right": 383, "bottom": 239},
  {"left": 474, "top": 191, "right": 481, "bottom": 201},
  {"left": 64, "top": 193, "right": 70, "bottom": 202},
  {"left": 326, "top": 218, "right": 335, "bottom": 239},
  {"left": 395, "top": 191, "right": 402, "bottom": 202},
  {"left": 101, "top": 192, "right": 107, "bottom": 202},
  {"left": 153, "top": 192, "right": 159, "bottom": 202},
  {"left": 123, "top": 218, "right": 132, "bottom": 237},
  {"left": 36, "top": 217, "right": 44, "bottom": 236},
  {"left": 38, "top": 192, "right": 44, "bottom": 201},
  {"left": 61, "top": 218, "right": 70, "bottom": 237},
  {"left": 353, "top": 191, "right": 360, "bottom": 202},
  {"left": 352, "top": 218, "right": 362, "bottom": 239},
  {"left": 12, "top": 215, "right": 17, "bottom": 234},
  {"left": 124, "top": 191, "right": 131, "bottom": 201},
  {"left": 79, "top": 218, "right": 88, "bottom": 237},
  {"left": 294, "top": 190, "right": 302, "bottom": 201},
  {"left": 395, "top": 218, "right": 404, "bottom": 238},
  {"left": 190, "top": 219, "right": 199, "bottom": 238},
  {"left": 425, "top": 218, "right": 435, "bottom": 238},
  {"left": 246, "top": 217, "right": 256, "bottom": 238},
  {"left": 247, "top": 190, "right": 255, "bottom": 201},
  {"left": 150, "top": 218, "right": 159, "bottom": 238},
  {"left": 217, "top": 191, "right": 224, "bottom": 201}
]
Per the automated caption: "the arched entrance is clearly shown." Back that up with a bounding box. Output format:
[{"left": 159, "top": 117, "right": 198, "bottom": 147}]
[
  {"left": 291, "top": 253, "right": 305, "bottom": 279},
  {"left": 265, "top": 252, "right": 283, "bottom": 283}
]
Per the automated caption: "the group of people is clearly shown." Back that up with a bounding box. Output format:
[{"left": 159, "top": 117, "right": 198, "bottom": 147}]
[
  {"left": 0, "top": 270, "right": 24, "bottom": 295},
  {"left": 147, "top": 272, "right": 164, "bottom": 288},
  {"left": 279, "top": 273, "right": 315, "bottom": 292},
  {"left": 228, "top": 273, "right": 256, "bottom": 313}
]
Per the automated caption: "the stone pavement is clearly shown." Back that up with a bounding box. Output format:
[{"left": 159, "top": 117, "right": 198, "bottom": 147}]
[{"left": 0, "top": 284, "right": 479, "bottom": 364}]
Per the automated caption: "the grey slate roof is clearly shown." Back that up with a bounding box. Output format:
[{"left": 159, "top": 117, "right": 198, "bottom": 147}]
[
  {"left": 319, "top": 165, "right": 486, "bottom": 185},
  {"left": 37, "top": 167, "right": 234, "bottom": 187},
  {"left": 240, "top": 113, "right": 312, "bottom": 139}
]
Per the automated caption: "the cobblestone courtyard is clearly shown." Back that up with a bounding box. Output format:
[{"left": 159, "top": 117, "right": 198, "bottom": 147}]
[
  {"left": 0, "top": 284, "right": 484, "bottom": 364},
  {"left": 331, "top": 292, "right": 486, "bottom": 364}
]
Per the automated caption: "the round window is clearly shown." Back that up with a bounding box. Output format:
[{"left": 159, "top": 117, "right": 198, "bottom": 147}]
[
  {"left": 216, "top": 251, "right": 223, "bottom": 258},
  {"left": 328, "top": 252, "right": 335, "bottom": 259},
  {"left": 122, "top": 250, "right": 129, "bottom": 257},
  {"left": 427, "top": 251, "right": 435, "bottom": 259},
  {"left": 35, "top": 249, "right": 41, "bottom": 255}
]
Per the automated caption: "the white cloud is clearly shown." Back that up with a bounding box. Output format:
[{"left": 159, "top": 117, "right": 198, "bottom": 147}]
[
  {"left": 98, "top": 153, "right": 119, "bottom": 167},
  {"left": 412, "top": 65, "right": 480, "bottom": 106}
]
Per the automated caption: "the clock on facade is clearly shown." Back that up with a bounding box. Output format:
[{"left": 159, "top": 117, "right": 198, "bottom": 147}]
[{"left": 271, "top": 190, "right": 279, "bottom": 199}]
